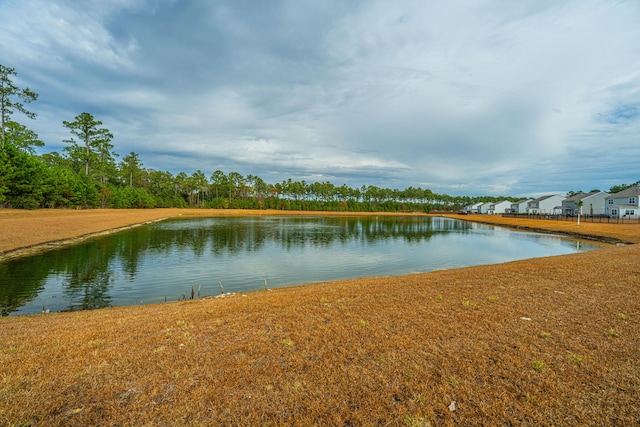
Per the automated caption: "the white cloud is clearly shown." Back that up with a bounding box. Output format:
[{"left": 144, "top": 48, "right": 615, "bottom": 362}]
[{"left": 1, "top": 0, "right": 639, "bottom": 195}]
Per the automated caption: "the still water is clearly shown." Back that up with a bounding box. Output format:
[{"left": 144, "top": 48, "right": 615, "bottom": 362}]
[{"left": 1, "top": 216, "right": 600, "bottom": 316}]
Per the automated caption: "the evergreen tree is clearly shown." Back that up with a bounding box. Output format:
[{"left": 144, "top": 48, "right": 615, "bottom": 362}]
[
  {"left": 3, "top": 121, "right": 44, "bottom": 154},
  {"left": 62, "top": 112, "right": 114, "bottom": 177},
  {"left": 0, "top": 65, "right": 38, "bottom": 149}
]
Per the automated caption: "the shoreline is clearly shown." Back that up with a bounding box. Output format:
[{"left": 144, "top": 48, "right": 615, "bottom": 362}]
[{"left": 1, "top": 208, "right": 635, "bottom": 262}]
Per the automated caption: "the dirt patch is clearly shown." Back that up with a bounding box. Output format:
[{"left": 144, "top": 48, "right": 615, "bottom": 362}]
[{"left": 1, "top": 209, "right": 639, "bottom": 426}]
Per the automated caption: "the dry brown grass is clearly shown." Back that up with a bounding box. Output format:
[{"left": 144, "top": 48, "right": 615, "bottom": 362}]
[{"left": 1, "top": 210, "right": 639, "bottom": 426}]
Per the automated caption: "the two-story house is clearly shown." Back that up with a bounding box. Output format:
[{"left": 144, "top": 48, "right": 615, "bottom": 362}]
[
  {"left": 463, "top": 202, "right": 483, "bottom": 214},
  {"left": 526, "top": 195, "right": 564, "bottom": 214},
  {"left": 605, "top": 186, "right": 640, "bottom": 218},
  {"left": 478, "top": 202, "right": 493, "bottom": 214},
  {"left": 509, "top": 199, "right": 532, "bottom": 214},
  {"left": 561, "top": 191, "right": 609, "bottom": 216},
  {"left": 487, "top": 200, "right": 513, "bottom": 215}
]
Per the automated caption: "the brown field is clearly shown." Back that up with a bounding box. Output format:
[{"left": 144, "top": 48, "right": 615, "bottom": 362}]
[{"left": 1, "top": 209, "right": 639, "bottom": 426}]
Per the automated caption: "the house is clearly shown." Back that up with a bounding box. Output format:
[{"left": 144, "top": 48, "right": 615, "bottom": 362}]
[
  {"left": 463, "top": 202, "right": 483, "bottom": 214},
  {"left": 526, "top": 195, "right": 564, "bottom": 214},
  {"left": 478, "top": 202, "right": 493, "bottom": 214},
  {"left": 561, "top": 191, "right": 609, "bottom": 216},
  {"left": 487, "top": 200, "right": 512, "bottom": 215},
  {"left": 509, "top": 199, "right": 532, "bottom": 214},
  {"left": 605, "top": 186, "right": 640, "bottom": 218}
]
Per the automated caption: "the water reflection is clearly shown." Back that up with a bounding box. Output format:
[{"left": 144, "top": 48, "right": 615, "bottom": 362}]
[{"left": 0, "top": 216, "right": 598, "bottom": 315}]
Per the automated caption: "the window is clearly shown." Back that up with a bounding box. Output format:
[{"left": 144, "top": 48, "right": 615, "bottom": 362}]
[
  {"left": 630, "top": 197, "right": 637, "bottom": 204},
  {"left": 611, "top": 209, "right": 618, "bottom": 216},
  {"left": 625, "top": 209, "right": 635, "bottom": 216},
  {"left": 608, "top": 199, "right": 614, "bottom": 205}
]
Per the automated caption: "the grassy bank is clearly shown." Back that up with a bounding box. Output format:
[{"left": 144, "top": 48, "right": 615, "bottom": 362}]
[{"left": 1, "top": 211, "right": 639, "bottom": 426}]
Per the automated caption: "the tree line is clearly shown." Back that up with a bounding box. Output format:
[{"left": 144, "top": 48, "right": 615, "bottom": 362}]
[{"left": 1, "top": 64, "right": 633, "bottom": 211}]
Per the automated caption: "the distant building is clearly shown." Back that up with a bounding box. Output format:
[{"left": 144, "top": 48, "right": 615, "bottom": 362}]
[
  {"left": 605, "top": 186, "right": 640, "bottom": 218},
  {"left": 487, "top": 200, "right": 512, "bottom": 215},
  {"left": 526, "top": 195, "right": 564, "bottom": 214},
  {"left": 509, "top": 199, "right": 532, "bottom": 214},
  {"left": 561, "top": 191, "right": 608, "bottom": 216},
  {"left": 463, "top": 202, "right": 483, "bottom": 214},
  {"left": 478, "top": 202, "right": 493, "bottom": 214}
]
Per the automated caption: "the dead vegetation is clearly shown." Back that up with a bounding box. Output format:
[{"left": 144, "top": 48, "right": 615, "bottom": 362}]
[{"left": 0, "top": 210, "right": 639, "bottom": 426}]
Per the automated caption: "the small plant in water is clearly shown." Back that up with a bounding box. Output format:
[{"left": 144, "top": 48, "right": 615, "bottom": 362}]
[
  {"left": 606, "top": 328, "right": 618, "bottom": 337},
  {"left": 540, "top": 332, "right": 551, "bottom": 339},
  {"left": 618, "top": 313, "right": 628, "bottom": 321}
]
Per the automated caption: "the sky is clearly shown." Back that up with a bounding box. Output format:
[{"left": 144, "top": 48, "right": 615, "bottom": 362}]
[{"left": 1, "top": 0, "right": 639, "bottom": 197}]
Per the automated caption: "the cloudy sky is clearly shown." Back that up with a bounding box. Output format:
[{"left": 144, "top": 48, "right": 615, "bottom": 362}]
[{"left": 1, "top": 0, "right": 638, "bottom": 197}]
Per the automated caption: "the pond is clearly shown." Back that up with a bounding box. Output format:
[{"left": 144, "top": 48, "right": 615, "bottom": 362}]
[{"left": 0, "top": 216, "right": 601, "bottom": 316}]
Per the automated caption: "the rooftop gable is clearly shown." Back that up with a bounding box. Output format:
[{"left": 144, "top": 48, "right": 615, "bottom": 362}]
[
  {"left": 565, "top": 191, "right": 601, "bottom": 202},
  {"left": 606, "top": 186, "right": 640, "bottom": 199},
  {"left": 531, "top": 194, "right": 560, "bottom": 203}
]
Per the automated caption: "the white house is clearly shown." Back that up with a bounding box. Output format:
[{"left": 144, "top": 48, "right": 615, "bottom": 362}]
[
  {"left": 509, "top": 199, "right": 532, "bottom": 213},
  {"left": 526, "top": 195, "right": 564, "bottom": 214},
  {"left": 463, "top": 202, "right": 483, "bottom": 214},
  {"left": 605, "top": 186, "right": 640, "bottom": 218},
  {"left": 478, "top": 202, "right": 493, "bottom": 214},
  {"left": 487, "top": 200, "right": 512, "bottom": 215},
  {"left": 561, "top": 191, "right": 608, "bottom": 216}
]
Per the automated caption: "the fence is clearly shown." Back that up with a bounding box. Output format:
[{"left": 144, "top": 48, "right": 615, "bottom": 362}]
[{"left": 501, "top": 213, "right": 640, "bottom": 224}]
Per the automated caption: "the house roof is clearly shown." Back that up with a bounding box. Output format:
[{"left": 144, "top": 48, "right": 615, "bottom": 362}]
[
  {"left": 564, "top": 191, "right": 602, "bottom": 202},
  {"left": 606, "top": 186, "right": 640, "bottom": 199},
  {"left": 511, "top": 199, "right": 531, "bottom": 205},
  {"left": 530, "top": 194, "right": 561, "bottom": 203}
]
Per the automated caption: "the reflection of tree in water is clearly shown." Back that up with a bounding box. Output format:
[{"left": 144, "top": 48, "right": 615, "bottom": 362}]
[
  {"left": 140, "top": 216, "right": 471, "bottom": 255},
  {"left": 270, "top": 216, "right": 471, "bottom": 249},
  {"left": 0, "top": 261, "right": 48, "bottom": 316},
  {"left": 62, "top": 239, "right": 114, "bottom": 311},
  {"left": 3, "top": 216, "right": 474, "bottom": 315}
]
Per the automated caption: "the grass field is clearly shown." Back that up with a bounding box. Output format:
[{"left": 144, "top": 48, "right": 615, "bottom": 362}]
[{"left": 1, "top": 209, "right": 639, "bottom": 426}]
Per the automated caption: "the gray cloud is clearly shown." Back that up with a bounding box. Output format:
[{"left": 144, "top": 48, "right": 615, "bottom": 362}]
[{"left": 1, "top": 0, "right": 639, "bottom": 196}]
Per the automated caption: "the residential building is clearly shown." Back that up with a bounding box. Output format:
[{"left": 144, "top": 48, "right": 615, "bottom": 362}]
[
  {"left": 487, "top": 200, "right": 512, "bottom": 215},
  {"left": 463, "top": 202, "right": 483, "bottom": 214},
  {"left": 526, "top": 195, "right": 564, "bottom": 214},
  {"left": 561, "top": 191, "right": 608, "bottom": 216},
  {"left": 605, "top": 186, "right": 640, "bottom": 218},
  {"left": 509, "top": 199, "right": 531, "bottom": 214},
  {"left": 478, "top": 202, "right": 493, "bottom": 214}
]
